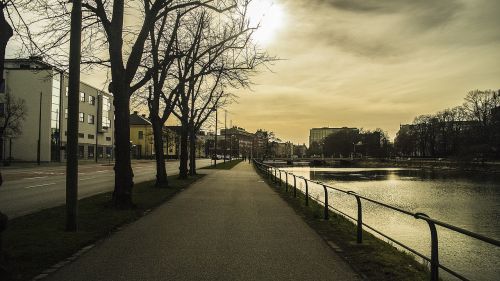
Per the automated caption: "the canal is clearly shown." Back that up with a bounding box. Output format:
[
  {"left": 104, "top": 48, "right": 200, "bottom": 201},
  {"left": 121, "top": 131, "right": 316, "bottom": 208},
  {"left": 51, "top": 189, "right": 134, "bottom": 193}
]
[{"left": 282, "top": 167, "right": 500, "bottom": 281}]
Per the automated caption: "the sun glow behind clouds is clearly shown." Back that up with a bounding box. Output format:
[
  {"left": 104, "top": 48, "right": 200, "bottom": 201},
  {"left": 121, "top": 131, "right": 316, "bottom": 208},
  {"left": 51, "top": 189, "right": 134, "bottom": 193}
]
[{"left": 247, "top": 0, "right": 286, "bottom": 45}]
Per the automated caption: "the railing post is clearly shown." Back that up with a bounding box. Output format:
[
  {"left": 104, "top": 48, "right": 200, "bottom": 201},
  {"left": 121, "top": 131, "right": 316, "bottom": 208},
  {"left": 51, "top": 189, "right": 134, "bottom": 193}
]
[
  {"left": 322, "top": 184, "right": 329, "bottom": 220},
  {"left": 285, "top": 172, "right": 288, "bottom": 192},
  {"left": 304, "top": 178, "right": 309, "bottom": 206},
  {"left": 348, "top": 191, "right": 363, "bottom": 244},
  {"left": 274, "top": 168, "right": 277, "bottom": 183},
  {"left": 293, "top": 175, "right": 297, "bottom": 198},
  {"left": 415, "top": 213, "right": 439, "bottom": 281},
  {"left": 278, "top": 170, "right": 282, "bottom": 186}
]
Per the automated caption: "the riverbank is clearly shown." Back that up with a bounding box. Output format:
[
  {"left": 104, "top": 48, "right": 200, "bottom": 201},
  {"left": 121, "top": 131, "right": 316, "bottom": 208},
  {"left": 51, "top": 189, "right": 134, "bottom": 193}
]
[{"left": 351, "top": 158, "right": 500, "bottom": 174}]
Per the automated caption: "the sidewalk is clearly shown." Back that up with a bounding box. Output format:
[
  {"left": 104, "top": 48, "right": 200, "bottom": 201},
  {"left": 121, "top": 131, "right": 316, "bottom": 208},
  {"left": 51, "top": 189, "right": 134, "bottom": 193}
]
[{"left": 46, "top": 162, "right": 360, "bottom": 281}]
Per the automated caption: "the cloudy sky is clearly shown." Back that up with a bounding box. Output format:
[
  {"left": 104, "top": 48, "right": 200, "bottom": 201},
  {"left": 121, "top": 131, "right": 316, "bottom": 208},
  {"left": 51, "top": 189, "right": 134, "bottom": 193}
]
[
  {"left": 9, "top": 0, "right": 498, "bottom": 145},
  {"left": 224, "top": 0, "right": 500, "bottom": 144}
]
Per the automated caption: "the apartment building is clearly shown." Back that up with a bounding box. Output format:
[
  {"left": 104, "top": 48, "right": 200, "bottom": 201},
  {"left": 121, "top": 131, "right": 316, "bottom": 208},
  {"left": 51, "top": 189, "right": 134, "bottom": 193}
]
[{"left": 1, "top": 57, "right": 114, "bottom": 162}]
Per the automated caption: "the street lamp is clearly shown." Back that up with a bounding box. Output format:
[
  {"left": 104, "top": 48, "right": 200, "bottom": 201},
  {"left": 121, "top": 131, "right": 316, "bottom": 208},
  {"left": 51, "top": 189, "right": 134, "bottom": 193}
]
[{"left": 211, "top": 106, "right": 218, "bottom": 167}]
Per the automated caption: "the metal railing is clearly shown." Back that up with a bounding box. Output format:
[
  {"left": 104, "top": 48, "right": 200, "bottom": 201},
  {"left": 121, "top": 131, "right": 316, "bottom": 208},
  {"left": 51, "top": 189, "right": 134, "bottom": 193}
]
[{"left": 253, "top": 160, "right": 500, "bottom": 281}]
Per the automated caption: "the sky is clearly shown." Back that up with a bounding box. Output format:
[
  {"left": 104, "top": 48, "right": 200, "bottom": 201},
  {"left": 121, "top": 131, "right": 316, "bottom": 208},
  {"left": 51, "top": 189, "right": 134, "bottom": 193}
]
[
  {"left": 7, "top": 0, "right": 500, "bottom": 145},
  {"left": 223, "top": 0, "right": 500, "bottom": 145}
]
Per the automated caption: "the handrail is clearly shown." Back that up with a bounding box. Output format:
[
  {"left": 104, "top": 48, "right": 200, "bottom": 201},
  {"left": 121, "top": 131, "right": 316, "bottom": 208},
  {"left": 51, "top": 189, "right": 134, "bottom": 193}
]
[{"left": 252, "top": 160, "right": 499, "bottom": 281}]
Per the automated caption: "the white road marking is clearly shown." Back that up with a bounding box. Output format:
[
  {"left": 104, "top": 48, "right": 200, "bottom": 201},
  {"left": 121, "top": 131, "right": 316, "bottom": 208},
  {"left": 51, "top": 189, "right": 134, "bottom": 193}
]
[
  {"left": 25, "top": 183, "right": 56, "bottom": 189},
  {"left": 23, "top": 176, "right": 48, "bottom": 180}
]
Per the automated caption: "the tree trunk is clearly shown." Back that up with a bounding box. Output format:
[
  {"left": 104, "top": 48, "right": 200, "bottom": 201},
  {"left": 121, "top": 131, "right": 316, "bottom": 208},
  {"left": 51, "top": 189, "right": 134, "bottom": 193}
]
[
  {"left": 151, "top": 115, "right": 168, "bottom": 187},
  {"left": 0, "top": 4, "right": 14, "bottom": 85},
  {"left": 189, "top": 126, "right": 196, "bottom": 175},
  {"left": 179, "top": 124, "right": 189, "bottom": 179},
  {"left": 112, "top": 91, "right": 134, "bottom": 208}
]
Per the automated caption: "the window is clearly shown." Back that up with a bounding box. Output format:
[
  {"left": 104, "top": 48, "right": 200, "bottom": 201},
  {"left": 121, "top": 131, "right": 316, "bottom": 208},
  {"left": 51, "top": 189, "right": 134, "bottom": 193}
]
[
  {"left": 88, "top": 145, "right": 94, "bottom": 158},
  {"left": 106, "top": 137, "right": 111, "bottom": 141},
  {"left": 88, "top": 95, "right": 95, "bottom": 105},
  {"left": 78, "top": 133, "right": 84, "bottom": 138},
  {"left": 80, "top": 92, "right": 85, "bottom": 102},
  {"left": 138, "top": 131, "right": 144, "bottom": 139},
  {"left": 78, "top": 146, "right": 84, "bottom": 158},
  {"left": 0, "top": 79, "right": 5, "bottom": 93},
  {"left": 65, "top": 87, "right": 68, "bottom": 96},
  {"left": 65, "top": 108, "right": 68, "bottom": 119},
  {"left": 88, "top": 134, "right": 95, "bottom": 139},
  {"left": 79, "top": 112, "right": 84, "bottom": 122},
  {"left": 88, "top": 114, "right": 95, "bottom": 124},
  {"left": 0, "top": 103, "right": 5, "bottom": 117}
]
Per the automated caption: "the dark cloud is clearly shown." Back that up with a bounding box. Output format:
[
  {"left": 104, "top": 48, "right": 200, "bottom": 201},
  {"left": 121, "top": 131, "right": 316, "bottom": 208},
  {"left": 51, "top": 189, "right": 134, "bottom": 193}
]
[{"left": 324, "top": 0, "right": 463, "bottom": 29}]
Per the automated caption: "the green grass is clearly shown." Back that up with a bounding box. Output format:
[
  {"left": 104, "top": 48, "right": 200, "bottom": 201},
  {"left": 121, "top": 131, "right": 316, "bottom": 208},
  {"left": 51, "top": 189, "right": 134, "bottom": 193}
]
[
  {"left": 2, "top": 174, "right": 205, "bottom": 281},
  {"left": 201, "top": 159, "right": 243, "bottom": 170},
  {"left": 254, "top": 166, "right": 430, "bottom": 281}
]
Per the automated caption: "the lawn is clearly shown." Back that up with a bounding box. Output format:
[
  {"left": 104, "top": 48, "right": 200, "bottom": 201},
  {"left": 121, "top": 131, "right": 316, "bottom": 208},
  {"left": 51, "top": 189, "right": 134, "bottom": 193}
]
[{"left": 2, "top": 174, "right": 205, "bottom": 281}]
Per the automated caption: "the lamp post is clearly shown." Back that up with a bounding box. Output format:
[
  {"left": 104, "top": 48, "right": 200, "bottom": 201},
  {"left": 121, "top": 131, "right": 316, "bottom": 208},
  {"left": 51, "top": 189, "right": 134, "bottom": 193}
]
[{"left": 212, "top": 106, "right": 218, "bottom": 167}]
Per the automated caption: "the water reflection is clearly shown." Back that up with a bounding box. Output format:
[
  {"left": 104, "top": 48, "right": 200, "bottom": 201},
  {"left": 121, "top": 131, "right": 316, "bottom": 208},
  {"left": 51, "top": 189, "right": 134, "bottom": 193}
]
[{"left": 283, "top": 167, "right": 500, "bottom": 281}]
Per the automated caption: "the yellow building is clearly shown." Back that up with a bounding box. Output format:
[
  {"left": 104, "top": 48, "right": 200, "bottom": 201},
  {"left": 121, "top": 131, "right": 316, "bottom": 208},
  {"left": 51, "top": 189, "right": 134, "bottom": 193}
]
[
  {"left": 130, "top": 112, "right": 154, "bottom": 159},
  {"left": 130, "top": 112, "right": 179, "bottom": 159}
]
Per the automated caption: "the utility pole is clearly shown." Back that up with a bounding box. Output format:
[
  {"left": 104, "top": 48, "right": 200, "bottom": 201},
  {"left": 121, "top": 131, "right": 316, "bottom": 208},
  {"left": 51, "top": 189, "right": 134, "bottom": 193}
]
[
  {"left": 37, "top": 92, "right": 42, "bottom": 165},
  {"left": 224, "top": 110, "right": 227, "bottom": 163},
  {"left": 214, "top": 107, "right": 217, "bottom": 167},
  {"left": 66, "top": 0, "right": 82, "bottom": 232},
  {"left": 95, "top": 93, "right": 99, "bottom": 163}
]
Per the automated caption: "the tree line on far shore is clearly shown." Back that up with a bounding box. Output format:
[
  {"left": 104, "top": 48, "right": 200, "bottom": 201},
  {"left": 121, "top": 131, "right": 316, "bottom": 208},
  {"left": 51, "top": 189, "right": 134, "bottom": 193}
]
[{"left": 394, "top": 89, "right": 500, "bottom": 160}]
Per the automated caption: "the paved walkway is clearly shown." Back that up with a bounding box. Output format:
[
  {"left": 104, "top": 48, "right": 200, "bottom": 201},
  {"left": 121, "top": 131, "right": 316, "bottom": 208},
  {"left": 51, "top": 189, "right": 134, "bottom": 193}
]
[{"left": 47, "top": 162, "right": 359, "bottom": 281}]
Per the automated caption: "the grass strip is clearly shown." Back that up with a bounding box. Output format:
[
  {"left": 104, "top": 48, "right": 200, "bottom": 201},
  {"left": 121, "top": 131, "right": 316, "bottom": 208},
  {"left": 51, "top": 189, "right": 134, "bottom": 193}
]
[
  {"left": 254, "top": 166, "right": 430, "bottom": 281},
  {"left": 2, "top": 174, "right": 205, "bottom": 281},
  {"left": 201, "top": 159, "right": 243, "bottom": 170}
]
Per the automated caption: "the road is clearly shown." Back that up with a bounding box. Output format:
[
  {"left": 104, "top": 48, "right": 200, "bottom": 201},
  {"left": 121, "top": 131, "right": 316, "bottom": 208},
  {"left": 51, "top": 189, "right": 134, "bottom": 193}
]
[{"left": 0, "top": 159, "right": 213, "bottom": 218}]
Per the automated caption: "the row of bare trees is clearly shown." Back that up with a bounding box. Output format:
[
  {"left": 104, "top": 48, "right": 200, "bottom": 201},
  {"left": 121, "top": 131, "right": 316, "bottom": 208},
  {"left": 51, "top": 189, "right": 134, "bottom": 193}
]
[
  {"left": 0, "top": 0, "right": 272, "bottom": 230},
  {"left": 394, "top": 90, "right": 500, "bottom": 159}
]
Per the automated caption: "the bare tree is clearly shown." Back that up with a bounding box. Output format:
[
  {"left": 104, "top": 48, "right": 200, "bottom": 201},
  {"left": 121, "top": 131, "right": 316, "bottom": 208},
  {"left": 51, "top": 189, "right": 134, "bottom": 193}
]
[
  {"left": 170, "top": 5, "right": 272, "bottom": 178},
  {"left": 0, "top": 90, "right": 27, "bottom": 142},
  {"left": 28, "top": 0, "right": 236, "bottom": 207}
]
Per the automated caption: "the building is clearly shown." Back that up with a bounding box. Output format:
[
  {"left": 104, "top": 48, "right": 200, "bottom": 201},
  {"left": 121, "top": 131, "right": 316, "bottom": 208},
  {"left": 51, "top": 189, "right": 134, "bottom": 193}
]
[
  {"left": 1, "top": 57, "right": 114, "bottom": 162},
  {"left": 164, "top": 125, "right": 181, "bottom": 159},
  {"left": 293, "top": 143, "right": 308, "bottom": 158},
  {"left": 309, "top": 127, "right": 359, "bottom": 148},
  {"left": 220, "top": 126, "right": 255, "bottom": 158},
  {"left": 130, "top": 112, "right": 154, "bottom": 159},
  {"left": 129, "top": 112, "right": 181, "bottom": 159},
  {"left": 270, "top": 141, "right": 293, "bottom": 158}
]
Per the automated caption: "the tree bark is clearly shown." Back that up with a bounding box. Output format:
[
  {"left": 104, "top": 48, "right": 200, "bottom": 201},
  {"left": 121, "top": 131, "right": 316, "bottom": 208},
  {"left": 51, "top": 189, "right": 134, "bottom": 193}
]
[
  {"left": 112, "top": 90, "right": 134, "bottom": 208},
  {"left": 0, "top": 4, "right": 14, "bottom": 85},
  {"left": 179, "top": 124, "right": 189, "bottom": 179},
  {"left": 189, "top": 126, "right": 197, "bottom": 175},
  {"left": 65, "top": 0, "right": 82, "bottom": 231},
  {"left": 151, "top": 115, "right": 168, "bottom": 187}
]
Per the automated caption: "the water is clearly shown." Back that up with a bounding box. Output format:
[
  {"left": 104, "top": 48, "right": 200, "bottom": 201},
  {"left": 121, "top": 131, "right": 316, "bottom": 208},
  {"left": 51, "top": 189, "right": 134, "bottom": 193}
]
[{"left": 281, "top": 167, "right": 500, "bottom": 281}]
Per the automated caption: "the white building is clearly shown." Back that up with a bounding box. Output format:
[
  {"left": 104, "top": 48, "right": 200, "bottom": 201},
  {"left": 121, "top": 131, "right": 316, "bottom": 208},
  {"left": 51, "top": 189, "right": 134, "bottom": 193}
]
[{"left": 1, "top": 57, "right": 114, "bottom": 162}]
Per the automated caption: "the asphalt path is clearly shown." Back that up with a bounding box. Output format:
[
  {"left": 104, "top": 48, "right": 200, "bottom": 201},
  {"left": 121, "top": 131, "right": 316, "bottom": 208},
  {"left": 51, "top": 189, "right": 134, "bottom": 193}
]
[
  {"left": 47, "top": 162, "right": 360, "bottom": 281},
  {"left": 0, "top": 159, "right": 212, "bottom": 218}
]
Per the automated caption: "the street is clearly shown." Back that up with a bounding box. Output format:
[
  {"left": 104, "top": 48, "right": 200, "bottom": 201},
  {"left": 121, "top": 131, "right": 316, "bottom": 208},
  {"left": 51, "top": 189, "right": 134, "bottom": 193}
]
[{"left": 0, "top": 159, "right": 213, "bottom": 218}]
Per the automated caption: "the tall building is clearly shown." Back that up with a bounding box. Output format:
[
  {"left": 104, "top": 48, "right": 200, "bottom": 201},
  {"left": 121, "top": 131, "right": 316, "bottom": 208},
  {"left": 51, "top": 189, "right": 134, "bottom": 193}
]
[
  {"left": 1, "top": 57, "right": 114, "bottom": 162},
  {"left": 309, "top": 127, "right": 359, "bottom": 147}
]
